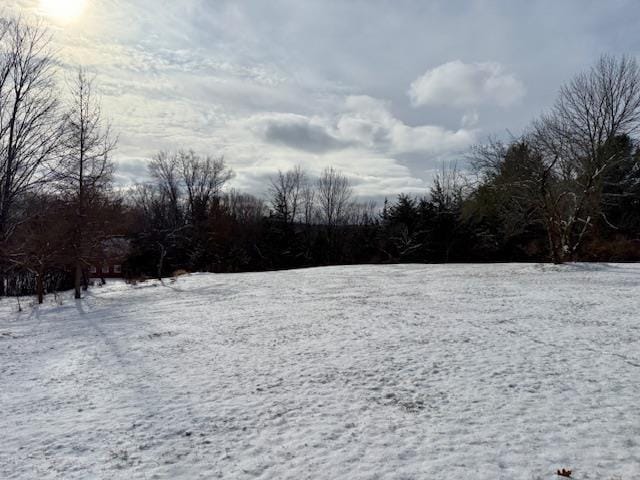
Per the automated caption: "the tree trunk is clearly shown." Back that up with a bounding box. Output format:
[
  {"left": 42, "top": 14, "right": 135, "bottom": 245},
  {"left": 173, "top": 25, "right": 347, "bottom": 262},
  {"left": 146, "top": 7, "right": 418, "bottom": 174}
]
[
  {"left": 74, "top": 262, "right": 82, "bottom": 299},
  {"left": 157, "top": 244, "right": 166, "bottom": 281},
  {"left": 547, "top": 228, "right": 565, "bottom": 264},
  {"left": 36, "top": 271, "right": 44, "bottom": 305}
]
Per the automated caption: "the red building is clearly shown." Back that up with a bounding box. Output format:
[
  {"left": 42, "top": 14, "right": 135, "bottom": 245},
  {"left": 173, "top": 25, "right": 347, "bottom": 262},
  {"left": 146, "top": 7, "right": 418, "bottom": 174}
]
[{"left": 87, "top": 237, "right": 130, "bottom": 279}]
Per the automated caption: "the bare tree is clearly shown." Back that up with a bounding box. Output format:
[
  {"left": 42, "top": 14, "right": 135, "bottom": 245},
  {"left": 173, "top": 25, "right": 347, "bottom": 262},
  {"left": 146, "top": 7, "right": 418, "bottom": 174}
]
[
  {"left": 0, "top": 17, "right": 61, "bottom": 293},
  {"left": 316, "top": 167, "right": 353, "bottom": 228},
  {"left": 429, "top": 162, "right": 471, "bottom": 262},
  {"left": 430, "top": 162, "right": 469, "bottom": 212},
  {"left": 131, "top": 182, "right": 184, "bottom": 281},
  {"left": 469, "top": 56, "right": 640, "bottom": 263},
  {"left": 179, "top": 150, "right": 233, "bottom": 223},
  {"left": 137, "top": 153, "right": 185, "bottom": 280},
  {"left": 301, "top": 182, "right": 316, "bottom": 226},
  {"left": 148, "top": 151, "right": 182, "bottom": 227},
  {"left": 345, "top": 200, "right": 378, "bottom": 226},
  {"left": 8, "top": 194, "right": 70, "bottom": 303},
  {"left": 223, "top": 189, "right": 267, "bottom": 224},
  {"left": 470, "top": 137, "right": 509, "bottom": 180},
  {"left": 179, "top": 150, "right": 233, "bottom": 268},
  {"left": 269, "top": 165, "right": 305, "bottom": 225},
  {"left": 531, "top": 54, "right": 640, "bottom": 262},
  {"left": 148, "top": 150, "right": 232, "bottom": 223},
  {"left": 56, "top": 68, "right": 116, "bottom": 298},
  {"left": 552, "top": 55, "right": 640, "bottom": 165},
  {"left": 139, "top": 150, "right": 233, "bottom": 277}
]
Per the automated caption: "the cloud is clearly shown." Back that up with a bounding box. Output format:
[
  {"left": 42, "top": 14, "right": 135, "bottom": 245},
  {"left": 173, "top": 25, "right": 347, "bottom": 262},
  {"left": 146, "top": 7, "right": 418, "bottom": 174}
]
[
  {"left": 248, "top": 95, "right": 475, "bottom": 158},
  {"left": 409, "top": 60, "right": 525, "bottom": 108},
  {"left": 13, "top": 0, "right": 627, "bottom": 198},
  {"left": 249, "top": 113, "right": 351, "bottom": 153},
  {"left": 228, "top": 94, "right": 477, "bottom": 199},
  {"left": 338, "top": 95, "right": 476, "bottom": 155},
  {"left": 230, "top": 152, "right": 426, "bottom": 200},
  {"left": 461, "top": 110, "right": 480, "bottom": 128}
]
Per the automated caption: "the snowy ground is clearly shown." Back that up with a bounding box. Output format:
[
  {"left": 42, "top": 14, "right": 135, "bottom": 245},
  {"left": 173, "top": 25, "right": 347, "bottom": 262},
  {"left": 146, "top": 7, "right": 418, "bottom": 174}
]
[{"left": 1, "top": 264, "right": 639, "bottom": 479}]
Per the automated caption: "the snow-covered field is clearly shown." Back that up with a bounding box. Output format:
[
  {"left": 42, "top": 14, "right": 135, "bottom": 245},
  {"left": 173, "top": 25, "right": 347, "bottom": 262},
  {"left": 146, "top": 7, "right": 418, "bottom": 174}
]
[{"left": 1, "top": 264, "right": 639, "bottom": 479}]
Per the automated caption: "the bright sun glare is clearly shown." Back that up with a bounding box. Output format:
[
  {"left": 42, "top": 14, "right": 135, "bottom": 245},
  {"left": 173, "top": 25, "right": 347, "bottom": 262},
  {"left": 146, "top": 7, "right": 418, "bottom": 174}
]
[{"left": 39, "top": 0, "right": 87, "bottom": 22}]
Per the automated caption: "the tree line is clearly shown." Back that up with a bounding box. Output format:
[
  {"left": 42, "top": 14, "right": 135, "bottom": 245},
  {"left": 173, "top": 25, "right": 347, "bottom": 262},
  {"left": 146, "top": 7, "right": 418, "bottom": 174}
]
[
  {"left": 1, "top": 15, "right": 639, "bottom": 302},
  {"left": 0, "top": 17, "right": 117, "bottom": 302},
  {"left": 119, "top": 53, "right": 640, "bottom": 276}
]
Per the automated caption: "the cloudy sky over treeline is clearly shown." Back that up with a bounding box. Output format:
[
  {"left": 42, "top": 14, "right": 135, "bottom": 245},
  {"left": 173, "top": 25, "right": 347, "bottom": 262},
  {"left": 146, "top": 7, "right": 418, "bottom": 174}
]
[{"left": 7, "top": 0, "right": 640, "bottom": 196}]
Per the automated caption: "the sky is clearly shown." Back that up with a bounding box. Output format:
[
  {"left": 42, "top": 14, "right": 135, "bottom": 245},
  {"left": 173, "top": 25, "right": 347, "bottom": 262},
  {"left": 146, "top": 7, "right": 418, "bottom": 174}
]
[{"left": 6, "top": 0, "right": 640, "bottom": 199}]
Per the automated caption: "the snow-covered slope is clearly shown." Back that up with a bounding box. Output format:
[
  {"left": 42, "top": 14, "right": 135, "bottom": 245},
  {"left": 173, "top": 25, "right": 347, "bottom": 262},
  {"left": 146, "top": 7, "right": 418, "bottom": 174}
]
[{"left": 1, "top": 264, "right": 639, "bottom": 479}]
